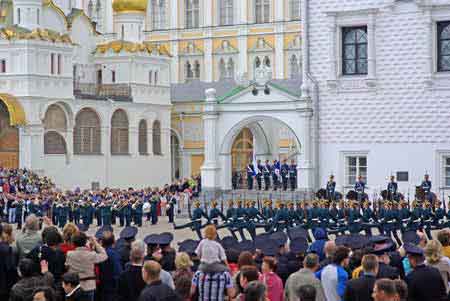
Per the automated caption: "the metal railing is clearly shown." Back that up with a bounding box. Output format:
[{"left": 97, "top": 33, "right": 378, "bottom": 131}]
[{"left": 74, "top": 82, "right": 132, "bottom": 101}]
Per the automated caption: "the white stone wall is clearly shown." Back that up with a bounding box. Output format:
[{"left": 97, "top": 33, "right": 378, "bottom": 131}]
[
  {"left": 308, "top": 0, "right": 450, "bottom": 195},
  {"left": 18, "top": 97, "right": 171, "bottom": 190}
]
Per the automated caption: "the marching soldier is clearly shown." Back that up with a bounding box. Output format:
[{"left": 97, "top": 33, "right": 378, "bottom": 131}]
[
  {"left": 409, "top": 200, "right": 422, "bottom": 232},
  {"left": 281, "top": 159, "right": 289, "bottom": 191},
  {"left": 134, "top": 199, "right": 143, "bottom": 227},
  {"left": 387, "top": 175, "right": 398, "bottom": 201},
  {"left": 326, "top": 175, "right": 336, "bottom": 201},
  {"left": 124, "top": 200, "right": 132, "bottom": 227},
  {"left": 256, "top": 160, "right": 264, "bottom": 191},
  {"left": 361, "top": 200, "right": 375, "bottom": 236},
  {"left": 383, "top": 201, "right": 402, "bottom": 246},
  {"left": 263, "top": 160, "right": 272, "bottom": 191},
  {"left": 421, "top": 174, "right": 432, "bottom": 202},
  {"left": 287, "top": 201, "right": 298, "bottom": 227},
  {"left": 59, "top": 200, "right": 69, "bottom": 228},
  {"left": 101, "top": 200, "right": 112, "bottom": 226},
  {"left": 355, "top": 175, "right": 366, "bottom": 202},
  {"left": 398, "top": 200, "right": 410, "bottom": 233},
  {"left": 244, "top": 200, "right": 264, "bottom": 240},
  {"left": 246, "top": 162, "right": 255, "bottom": 190},
  {"left": 348, "top": 201, "right": 362, "bottom": 234},
  {"left": 422, "top": 201, "right": 433, "bottom": 240},
  {"left": 174, "top": 200, "right": 208, "bottom": 239},
  {"left": 289, "top": 159, "right": 297, "bottom": 191},
  {"left": 270, "top": 202, "right": 289, "bottom": 233},
  {"left": 209, "top": 200, "right": 226, "bottom": 226},
  {"left": 150, "top": 192, "right": 159, "bottom": 225},
  {"left": 432, "top": 200, "right": 445, "bottom": 230}
]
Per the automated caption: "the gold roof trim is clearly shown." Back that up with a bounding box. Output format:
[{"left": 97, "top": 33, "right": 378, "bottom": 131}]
[
  {"left": 0, "top": 26, "right": 73, "bottom": 44},
  {"left": 42, "top": 0, "right": 68, "bottom": 27},
  {"left": 95, "top": 40, "right": 172, "bottom": 57},
  {"left": 0, "top": 93, "right": 27, "bottom": 126}
]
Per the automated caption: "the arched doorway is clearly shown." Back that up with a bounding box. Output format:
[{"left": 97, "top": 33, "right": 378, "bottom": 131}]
[
  {"left": 170, "top": 132, "right": 181, "bottom": 180},
  {"left": 0, "top": 100, "right": 19, "bottom": 168},
  {"left": 231, "top": 127, "right": 253, "bottom": 188}
]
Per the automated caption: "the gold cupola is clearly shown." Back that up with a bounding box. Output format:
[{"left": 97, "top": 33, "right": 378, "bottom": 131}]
[{"left": 112, "top": 0, "right": 147, "bottom": 13}]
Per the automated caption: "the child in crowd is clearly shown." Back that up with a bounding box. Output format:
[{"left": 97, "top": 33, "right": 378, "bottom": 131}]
[{"left": 195, "top": 224, "right": 229, "bottom": 273}]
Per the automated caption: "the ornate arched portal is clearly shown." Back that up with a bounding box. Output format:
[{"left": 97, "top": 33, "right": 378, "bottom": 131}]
[
  {"left": 0, "top": 94, "right": 26, "bottom": 168},
  {"left": 170, "top": 131, "right": 181, "bottom": 180},
  {"left": 231, "top": 127, "right": 253, "bottom": 174}
]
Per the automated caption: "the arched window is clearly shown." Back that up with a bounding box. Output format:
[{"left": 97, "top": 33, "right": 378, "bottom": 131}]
[
  {"left": 44, "top": 104, "right": 67, "bottom": 130},
  {"left": 438, "top": 21, "right": 450, "bottom": 72},
  {"left": 219, "top": 58, "right": 226, "bottom": 79},
  {"left": 255, "top": 57, "right": 261, "bottom": 68},
  {"left": 194, "top": 60, "right": 200, "bottom": 79},
  {"left": 111, "top": 109, "right": 129, "bottom": 155},
  {"left": 17, "top": 8, "right": 20, "bottom": 24},
  {"left": 289, "top": 54, "right": 300, "bottom": 78},
  {"left": 154, "top": 71, "right": 158, "bottom": 85},
  {"left": 44, "top": 132, "right": 67, "bottom": 154},
  {"left": 149, "top": 70, "right": 153, "bottom": 84},
  {"left": 74, "top": 108, "right": 101, "bottom": 154},
  {"left": 255, "top": 0, "right": 269, "bottom": 23},
  {"left": 186, "top": 61, "right": 193, "bottom": 80},
  {"left": 152, "top": 0, "right": 166, "bottom": 30},
  {"left": 227, "top": 58, "right": 234, "bottom": 78},
  {"left": 152, "top": 120, "right": 162, "bottom": 155},
  {"left": 289, "top": 0, "right": 300, "bottom": 20},
  {"left": 263, "top": 56, "right": 271, "bottom": 67},
  {"left": 138, "top": 119, "right": 148, "bottom": 155},
  {"left": 220, "top": 0, "right": 233, "bottom": 25},
  {"left": 185, "top": 0, "right": 199, "bottom": 28}
]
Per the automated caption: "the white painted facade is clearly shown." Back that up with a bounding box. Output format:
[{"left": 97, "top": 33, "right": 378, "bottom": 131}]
[{"left": 0, "top": 0, "right": 172, "bottom": 190}]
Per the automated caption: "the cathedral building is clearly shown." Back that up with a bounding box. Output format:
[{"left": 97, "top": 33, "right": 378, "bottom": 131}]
[{"left": 0, "top": 0, "right": 172, "bottom": 189}]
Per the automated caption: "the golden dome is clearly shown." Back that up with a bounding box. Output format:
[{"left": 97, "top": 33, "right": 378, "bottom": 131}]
[{"left": 112, "top": 0, "right": 146, "bottom": 13}]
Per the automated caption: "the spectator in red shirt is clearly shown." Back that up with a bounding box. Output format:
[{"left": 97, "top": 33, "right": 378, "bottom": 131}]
[{"left": 259, "top": 257, "right": 283, "bottom": 301}]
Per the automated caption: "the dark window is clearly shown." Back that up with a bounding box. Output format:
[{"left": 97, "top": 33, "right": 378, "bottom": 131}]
[
  {"left": 111, "top": 109, "right": 129, "bottom": 155},
  {"left": 396, "top": 172, "right": 409, "bottom": 182},
  {"left": 57, "top": 54, "right": 62, "bottom": 75},
  {"left": 0, "top": 60, "right": 5, "bottom": 73},
  {"left": 438, "top": 21, "right": 450, "bottom": 72},
  {"left": 50, "top": 53, "right": 55, "bottom": 74},
  {"left": 138, "top": 119, "right": 148, "bottom": 155},
  {"left": 44, "top": 132, "right": 67, "bottom": 154},
  {"left": 74, "top": 108, "right": 101, "bottom": 154},
  {"left": 111, "top": 70, "right": 116, "bottom": 83},
  {"left": 342, "top": 26, "right": 368, "bottom": 75},
  {"left": 152, "top": 120, "right": 162, "bottom": 155}
]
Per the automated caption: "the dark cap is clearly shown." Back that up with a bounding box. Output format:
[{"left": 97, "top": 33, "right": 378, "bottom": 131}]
[
  {"left": 290, "top": 237, "right": 308, "bottom": 254},
  {"left": 119, "top": 226, "right": 138, "bottom": 239},
  {"left": 254, "top": 233, "right": 271, "bottom": 250},
  {"left": 270, "top": 231, "right": 288, "bottom": 246},
  {"left": 144, "top": 234, "right": 159, "bottom": 245},
  {"left": 402, "top": 231, "right": 420, "bottom": 245},
  {"left": 369, "top": 235, "right": 390, "bottom": 244},
  {"left": 348, "top": 234, "right": 370, "bottom": 250},
  {"left": 178, "top": 239, "right": 199, "bottom": 255},
  {"left": 313, "top": 228, "right": 327, "bottom": 240},
  {"left": 289, "top": 226, "right": 309, "bottom": 241},
  {"left": 157, "top": 232, "right": 174, "bottom": 246},
  {"left": 404, "top": 243, "right": 424, "bottom": 256},
  {"left": 95, "top": 225, "right": 113, "bottom": 239},
  {"left": 220, "top": 236, "right": 239, "bottom": 249},
  {"left": 239, "top": 240, "right": 256, "bottom": 253},
  {"left": 261, "top": 240, "right": 279, "bottom": 257},
  {"left": 335, "top": 235, "right": 350, "bottom": 247},
  {"left": 76, "top": 223, "right": 89, "bottom": 233}
]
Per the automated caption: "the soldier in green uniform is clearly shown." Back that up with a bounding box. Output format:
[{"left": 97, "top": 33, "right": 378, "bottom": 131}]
[
  {"left": 348, "top": 201, "right": 362, "bottom": 234},
  {"left": 101, "top": 200, "right": 112, "bottom": 226},
  {"left": 398, "top": 200, "right": 410, "bottom": 233},
  {"left": 244, "top": 200, "right": 264, "bottom": 240},
  {"left": 431, "top": 200, "right": 445, "bottom": 231},
  {"left": 421, "top": 201, "right": 433, "bottom": 240},
  {"left": 361, "top": 200, "right": 375, "bottom": 236},
  {"left": 59, "top": 200, "right": 69, "bottom": 228},
  {"left": 174, "top": 200, "right": 208, "bottom": 239},
  {"left": 133, "top": 199, "right": 143, "bottom": 227},
  {"left": 408, "top": 200, "right": 422, "bottom": 232}
]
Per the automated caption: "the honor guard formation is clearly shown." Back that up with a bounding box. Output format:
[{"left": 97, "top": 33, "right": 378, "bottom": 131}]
[{"left": 1, "top": 167, "right": 450, "bottom": 301}]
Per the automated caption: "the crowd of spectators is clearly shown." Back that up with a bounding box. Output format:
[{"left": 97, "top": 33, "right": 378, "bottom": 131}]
[{"left": 0, "top": 213, "right": 450, "bottom": 301}]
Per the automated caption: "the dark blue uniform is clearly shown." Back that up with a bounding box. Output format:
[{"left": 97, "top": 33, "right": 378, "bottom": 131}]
[
  {"left": 355, "top": 180, "right": 366, "bottom": 202},
  {"left": 256, "top": 163, "right": 264, "bottom": 190},
  {"left": 289, "top": 163, "right": 297, "bottom": 191},
  {"left": 281, "top": 162, "right": 289, "bottom": 191},
  {"left": 387, "top": 181, "right": 398, "bottom": 201},
  {"left": 247, "top": 164, "right": 255, "bottom": 190},
  {"left": 326, "top": 181, "right": 336, "bottom": 201},
  {"left": 263, "top": 162, "right": 271, "bottom": 190}
]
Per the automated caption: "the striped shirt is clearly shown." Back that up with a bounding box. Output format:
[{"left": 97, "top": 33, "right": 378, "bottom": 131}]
[{"left": 191, "top": 270, "right": 233, "bottom": 301}]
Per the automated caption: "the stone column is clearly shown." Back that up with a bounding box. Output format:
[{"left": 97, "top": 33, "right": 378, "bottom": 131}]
[
  {"left": 129, "top": 126, "right": 138, "bottom": 157},
  {"left": 65, "top": 128, "right": 74, "bottom": 164},
  {"left": 275, "top": 23, "right": 284, "bottom": 79},
  {"left": 238, "top": 28, "right": 248, "bottom": 77},
  {"left": 101, "top": 126, "right": 110, "bottom": 187},
  {"left": 220, "top": 153, "right": 232, "bottom": 190},
  {"left": 19, "top": 126, "right": 31, "bottom": 168},
  {"left": 300, "top": 0, "right": 310, "bottom": 97},
  {"left": 297, "top": 110, "right": 314, "bottom": 191},
  {"left": 204, "top": 31, "right": 213, "bottom": 82},
  {"left": 200, "top": 88, "right": 220, "bottom": 190}
]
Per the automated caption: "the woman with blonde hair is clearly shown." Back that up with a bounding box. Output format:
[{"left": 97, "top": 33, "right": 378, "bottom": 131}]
[
  {"left": 60, "top": 223, "right": 78, "bottom": 255},
  {"left": 174, "top": 252, "right": 194, "bottom": 301},
  {"left": 424, "top": 239, "right": 450, "bottom": 294}
]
